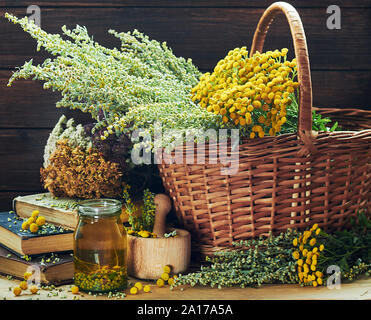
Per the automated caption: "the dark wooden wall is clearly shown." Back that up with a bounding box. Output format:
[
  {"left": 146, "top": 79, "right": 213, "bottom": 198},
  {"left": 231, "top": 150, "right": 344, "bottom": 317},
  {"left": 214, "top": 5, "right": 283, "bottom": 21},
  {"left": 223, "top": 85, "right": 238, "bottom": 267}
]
[{"left": 0, "top": 1, "right": 370, "bottom": 211}]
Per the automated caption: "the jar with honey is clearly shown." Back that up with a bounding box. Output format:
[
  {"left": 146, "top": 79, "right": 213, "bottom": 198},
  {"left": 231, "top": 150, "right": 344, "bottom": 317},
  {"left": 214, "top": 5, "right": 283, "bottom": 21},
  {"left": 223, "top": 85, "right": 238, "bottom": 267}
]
[{"left": 73, "top": 199, "right": 127, "bottom": 293}]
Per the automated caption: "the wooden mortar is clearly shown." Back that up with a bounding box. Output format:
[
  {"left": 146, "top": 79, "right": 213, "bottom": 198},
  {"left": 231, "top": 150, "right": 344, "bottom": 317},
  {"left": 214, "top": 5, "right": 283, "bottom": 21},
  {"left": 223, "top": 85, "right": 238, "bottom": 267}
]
[{"left": 127, "top": 194, "right": 191, "bottom": 280}]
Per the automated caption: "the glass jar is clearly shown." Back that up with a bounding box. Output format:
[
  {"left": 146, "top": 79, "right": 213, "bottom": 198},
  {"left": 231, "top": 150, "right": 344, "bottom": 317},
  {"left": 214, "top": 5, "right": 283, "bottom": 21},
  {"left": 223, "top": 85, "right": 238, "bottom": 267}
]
[{"left": 73, "top": 199, "right": 127, "bottom": 293}]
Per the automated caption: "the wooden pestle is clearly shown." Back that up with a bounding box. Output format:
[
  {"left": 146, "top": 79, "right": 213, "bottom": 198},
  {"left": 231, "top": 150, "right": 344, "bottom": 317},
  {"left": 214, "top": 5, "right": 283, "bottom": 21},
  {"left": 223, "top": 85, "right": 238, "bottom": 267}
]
[{"left": 152, "top": 194, "right": 172, "bottom": 238}]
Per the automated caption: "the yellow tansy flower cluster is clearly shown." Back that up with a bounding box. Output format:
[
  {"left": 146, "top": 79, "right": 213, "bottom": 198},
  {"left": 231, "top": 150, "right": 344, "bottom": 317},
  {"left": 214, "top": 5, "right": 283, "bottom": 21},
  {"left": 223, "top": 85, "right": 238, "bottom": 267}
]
[
  {"left": 129, "top": 281, "right": 151, "bottom": 295},
  {"left": 156, "top": 265, "right": 178, "bottom": 288},
  {"left": 127, "top": 228, "right": 158, "bottom": 238},
  {"left": 21, "top": 210, "right": 46, "bottom": 233},
  {"left": 292, "top": 223, "right": 325, "bottom": 287},
  {"left": 191, "top": 47, "right": 299, "bottom": 137},
  {"left": 13, "top": 271, "right": 39, "bottom": 296}
]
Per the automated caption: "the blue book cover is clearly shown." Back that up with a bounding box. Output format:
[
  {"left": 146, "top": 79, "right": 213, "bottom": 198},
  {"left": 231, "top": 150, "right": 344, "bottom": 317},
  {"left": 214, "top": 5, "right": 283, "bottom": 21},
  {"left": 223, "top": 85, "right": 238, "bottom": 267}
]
[{"left": 0, "top": 211, "right": 73, "bottom": 256}]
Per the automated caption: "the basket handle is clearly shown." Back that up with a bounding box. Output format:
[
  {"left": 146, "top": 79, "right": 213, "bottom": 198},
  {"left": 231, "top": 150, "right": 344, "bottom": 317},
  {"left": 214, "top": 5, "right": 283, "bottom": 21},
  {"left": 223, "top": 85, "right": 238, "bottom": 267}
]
[{"left": 250, "top": 2, "right": 316, "bottom": 154}]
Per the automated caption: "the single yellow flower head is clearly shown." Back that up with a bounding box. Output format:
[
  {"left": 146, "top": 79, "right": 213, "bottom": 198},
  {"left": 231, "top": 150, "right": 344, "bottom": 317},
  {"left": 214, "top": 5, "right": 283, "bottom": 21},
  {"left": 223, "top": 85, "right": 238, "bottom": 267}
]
[
  {"left": 19, "top": 281, "right": 28, "bottom": 290},
  {"left": 21, "top": 221, "right": 29, "bottom": 230},
  {"left": 311, "top": 223, "right": 318, "bottom": 231},
  {"left": 163, "top": 265, "right": 171, "bottom": 274},
  {"left": 297, "top": 259, "right": 303, "bottom": 266},
  {"left": 312, "top": 281, "right": 318, "bottom": 288},
  {"left": 130, "top": 287, "right": 138, "bottom": 295},
  {"left": 143, "top": 285, "right": 151, "bottom": 293},
  {"left": 71, "top": 285, "right": 79, "bottom": 294},
  {"left": 29, "top": 285, "right": 39, "bottom": 294},
  {"left": 293, "top": 238, "right": 298, "bottom": 246},
  {"left": 302, "top": 249, "right": 308, "bottom": 257},
  {"left": 168, "top": 278, "right": 175, "bottom": 286},
  {"left": 27, "top": 217, "right": 35, "bottom": 225},
  {"left": 134, "top": 282, "right": 143, "bottom": 291},
  {"left": 31, "top": 210, "right": 39, "bottom": 218},
  {"left": 315, "top": 228, "right": 321, "bottom": 235},
  {"left": 292, "top": 251, "right": 300, "bottom": 260},
  {"left": 36, "top": 216, "right": 46, "bottom": 226},
  {"left": 319, "top": 244, "right": 325, "bottom": 251},
  {"left": 29, "top": 223, "right": 39, "bottom": 233},
  {"left": 161, "top": 272, "right": 170, "bottom": 281},
  {"left": 13, "top": 287, "right": 22, "bottom": 296},
  {"left": 309, "top": 238, "right": 316, "bottom": 246},
  {"left": 23, "top": 271, "right": 32, "bottom": 280},
  {"left": 156, "top": 278, "right": 165, "bottom": 287}
]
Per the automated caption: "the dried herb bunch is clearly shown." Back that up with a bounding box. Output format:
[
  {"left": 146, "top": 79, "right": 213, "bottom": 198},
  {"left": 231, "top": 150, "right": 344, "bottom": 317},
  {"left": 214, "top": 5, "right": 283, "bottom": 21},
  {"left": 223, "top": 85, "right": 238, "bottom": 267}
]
[
  {"left": 174, "top": 230, "right": 300, "bottom": 288},
  {"left": 40, "top": 140, "right": 123, "bottom": 199}
]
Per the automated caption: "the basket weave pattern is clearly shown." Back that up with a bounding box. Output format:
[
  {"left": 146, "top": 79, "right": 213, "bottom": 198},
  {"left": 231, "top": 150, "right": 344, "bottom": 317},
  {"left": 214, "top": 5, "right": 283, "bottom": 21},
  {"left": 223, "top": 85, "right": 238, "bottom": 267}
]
[{"left": 158, "top": 2, "right": 371, "bottom": 255}]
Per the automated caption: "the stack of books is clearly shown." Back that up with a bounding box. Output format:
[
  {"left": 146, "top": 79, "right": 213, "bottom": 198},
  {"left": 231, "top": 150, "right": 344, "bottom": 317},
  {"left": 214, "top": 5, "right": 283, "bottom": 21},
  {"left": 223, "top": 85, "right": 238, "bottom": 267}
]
[{"left": 0, "top": 193, "right": 79, "bottom": 285}]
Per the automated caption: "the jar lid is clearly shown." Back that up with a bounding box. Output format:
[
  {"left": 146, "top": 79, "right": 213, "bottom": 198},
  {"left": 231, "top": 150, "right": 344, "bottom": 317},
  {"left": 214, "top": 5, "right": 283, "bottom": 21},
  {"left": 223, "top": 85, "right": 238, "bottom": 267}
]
[{"left": 78, "top": 199, "right": 122, "bottom": 217}]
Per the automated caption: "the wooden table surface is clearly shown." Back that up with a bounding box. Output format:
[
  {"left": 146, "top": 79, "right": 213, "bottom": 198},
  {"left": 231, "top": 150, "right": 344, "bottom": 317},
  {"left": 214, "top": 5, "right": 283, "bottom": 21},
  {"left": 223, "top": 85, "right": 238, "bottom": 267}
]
[{"left": 0, "top": 274, "right": 370, "bottom": 300}]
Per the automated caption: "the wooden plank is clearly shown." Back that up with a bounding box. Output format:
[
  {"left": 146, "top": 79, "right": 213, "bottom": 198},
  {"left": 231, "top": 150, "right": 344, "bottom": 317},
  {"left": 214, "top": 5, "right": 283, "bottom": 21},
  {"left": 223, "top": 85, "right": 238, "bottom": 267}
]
[
  {"left": 0, "top": 7, "right": 370, "bottom": 71},
  {"left": 1, "top": 0, "right": 371, "bottom": 8},
  {"left": 311, "top": 71, "right": 371, "bottom": 109},
  {"left": 1, "top": 69, "right": 370, "bottom": 129},
  {"left": 0, "top": 191, "right": 42, "bottom": 212},
  {"left": 0, "top": 70, "right": 93, "bottom": 128},
  {"left": 0, "top": 70, "right": 63, "bottom": 128},
  {"left": 0, "top": 274, "right": 370, "bottom": 300},
  {"left": 0, "top": 129, "right": 48, "bottom": 191}
]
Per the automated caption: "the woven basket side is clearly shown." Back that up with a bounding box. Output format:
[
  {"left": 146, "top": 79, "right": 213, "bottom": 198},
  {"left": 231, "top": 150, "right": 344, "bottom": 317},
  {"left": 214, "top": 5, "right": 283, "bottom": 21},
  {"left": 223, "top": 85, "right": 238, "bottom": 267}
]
[{"left": 158, "top": 130, "right": 371, "bottom": 253}]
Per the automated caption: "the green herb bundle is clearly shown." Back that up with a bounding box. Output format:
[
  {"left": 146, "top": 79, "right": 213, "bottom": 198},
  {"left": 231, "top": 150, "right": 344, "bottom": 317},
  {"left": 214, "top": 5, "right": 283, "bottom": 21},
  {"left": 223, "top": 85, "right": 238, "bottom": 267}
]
[
  {"left": 5, "top": 13, "right": 220, "bottom": 153},
  {"left": 316, "top": 212, "right": 371, "bottom": 281},
  {"left": 280, "top": 93, "right": 340, "bottom": 134},
  {"left": 174, "top": 230, "right": 300, "bottom": 288}
]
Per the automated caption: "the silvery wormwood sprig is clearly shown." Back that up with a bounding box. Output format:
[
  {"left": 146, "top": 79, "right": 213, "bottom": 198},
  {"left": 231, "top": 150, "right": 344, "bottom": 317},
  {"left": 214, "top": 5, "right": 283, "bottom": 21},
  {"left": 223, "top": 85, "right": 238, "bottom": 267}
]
[
  {"left": 5, "top": 13, "right": 209, "bottom": 139},
  {"left": 109, "top": 29, "right": 201, "bottom": 87},
  {"left": 174, "top": 230, "right": 300, "bottom": 288}
]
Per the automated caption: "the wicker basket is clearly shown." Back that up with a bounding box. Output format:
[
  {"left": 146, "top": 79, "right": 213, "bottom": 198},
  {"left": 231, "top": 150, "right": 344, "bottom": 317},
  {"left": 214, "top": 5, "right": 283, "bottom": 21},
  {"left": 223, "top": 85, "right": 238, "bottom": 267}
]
[{"left": 158, "top": 2, "right": 371, "bottom": 257}]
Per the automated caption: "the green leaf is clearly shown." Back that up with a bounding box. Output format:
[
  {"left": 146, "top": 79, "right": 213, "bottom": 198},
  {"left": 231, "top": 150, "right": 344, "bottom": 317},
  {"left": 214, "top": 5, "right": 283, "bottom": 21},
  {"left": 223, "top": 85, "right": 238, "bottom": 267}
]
[
  {"left": 330, "top": 121, "right": 338, "bottom": 132},
  {"left": 339, "top": 257, "right": 350, "bottom": 272}
]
